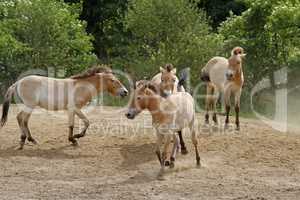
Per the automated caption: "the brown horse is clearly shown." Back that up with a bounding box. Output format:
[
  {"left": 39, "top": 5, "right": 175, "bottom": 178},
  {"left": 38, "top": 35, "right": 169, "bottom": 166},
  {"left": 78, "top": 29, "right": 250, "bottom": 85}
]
[
  {"left": 125, "top": 81, "right": 200, "bottom": 179},
  {"left": 201, "top": 47, "right": 246, "bottom": 130},
  {"left": 0, "top": 65, "right": 128, "bottom": 149}
]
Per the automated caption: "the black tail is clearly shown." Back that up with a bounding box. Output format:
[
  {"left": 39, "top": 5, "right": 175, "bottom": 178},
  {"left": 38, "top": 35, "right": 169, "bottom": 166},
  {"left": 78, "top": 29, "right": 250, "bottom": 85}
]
[
  {"left": 178, "top": 68, "right": 190, "bottom": 90},
  {"left": 1, "top": 85, "right": 15, "bottom": 127}
]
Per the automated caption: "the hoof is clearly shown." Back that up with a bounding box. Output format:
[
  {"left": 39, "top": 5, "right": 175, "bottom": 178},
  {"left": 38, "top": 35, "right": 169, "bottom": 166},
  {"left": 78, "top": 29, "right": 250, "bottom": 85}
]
[
  {"left": 235, "top": 127, "right": 240, "bottom": 131},
  {"left": 28, "top": 138, "right": 37, "bottom": 144},
  {"left": 181, "top": 148, "right": 188, "bottom": 155},
  {"left": 164, "top": 161, "right": 170, "bottom": 166},
  {"left": 71, "top": 141, "right": 78, "bottom": 146}
]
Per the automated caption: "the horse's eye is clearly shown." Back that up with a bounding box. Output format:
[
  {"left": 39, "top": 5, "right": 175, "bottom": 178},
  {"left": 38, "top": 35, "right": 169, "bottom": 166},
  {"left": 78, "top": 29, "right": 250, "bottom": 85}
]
[
  {"left": 161, "top": 79, "right": 164, "bottom": 83},
  {"left": 137, "top": 96, "right": 141, "bottom": 100},
  {"left": 172, "top": 79, "right": 176, "bottom": 82}
]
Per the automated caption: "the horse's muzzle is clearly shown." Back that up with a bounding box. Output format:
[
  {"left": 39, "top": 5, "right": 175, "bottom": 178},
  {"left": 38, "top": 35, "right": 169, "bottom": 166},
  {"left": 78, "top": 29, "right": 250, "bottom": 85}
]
[
  {"left": 226, "top": 72, "right": 234, "bottom": 81},
  {"left": 125, "top": 108, "right": 138, "bottom": 119},
  {"left": 118, "top": 88, "right": 128, "bottom": 97}
]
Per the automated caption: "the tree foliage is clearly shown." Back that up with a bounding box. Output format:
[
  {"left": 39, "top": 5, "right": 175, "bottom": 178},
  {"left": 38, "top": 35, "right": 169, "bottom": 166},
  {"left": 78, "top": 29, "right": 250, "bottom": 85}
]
[
  {"left": 0, "top": 0, "right": 96, "bottom": 92},
  {"left": 122, "top": 0, "right": 223, "bottom": 83}
]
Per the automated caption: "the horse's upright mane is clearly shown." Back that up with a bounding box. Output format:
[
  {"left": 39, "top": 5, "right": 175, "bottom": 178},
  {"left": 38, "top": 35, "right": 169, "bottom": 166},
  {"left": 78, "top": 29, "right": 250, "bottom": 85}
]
[
  {"left": 70, "top": 64, "right": 112, "bottom": 79},
  {"left": 164, "top": 63, "right": 174, "bottom": 72}
]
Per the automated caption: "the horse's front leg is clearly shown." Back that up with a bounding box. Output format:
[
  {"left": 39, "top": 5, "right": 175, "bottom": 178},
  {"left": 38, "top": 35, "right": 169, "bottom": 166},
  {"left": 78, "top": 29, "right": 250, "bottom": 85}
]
[
  {"left": 224, "top": 87, "right": 231, "bottom": 129},
  {"left": 73, "top": 109, "right": 90, "bottom": 139},
  {"left": 155, "top": 132, "right": 163, "bottom": 166},
  {"left": 234, "top": 90, "right": 242, "bottom": 131},
  {"left": 68, "top": 110, "right": 78, "bottom": 146},
  {"left": 178, "top": 130, "right": 188, "bottom": 155},
  {"left": 170, "top": 134, "right": 179, "bottom": 168}
]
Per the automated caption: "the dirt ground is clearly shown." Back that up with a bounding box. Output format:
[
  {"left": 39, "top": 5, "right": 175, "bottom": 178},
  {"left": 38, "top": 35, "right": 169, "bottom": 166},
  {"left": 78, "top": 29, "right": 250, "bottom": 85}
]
[{"left": 0, "top": 105, "right": 300, "bottom": 200}]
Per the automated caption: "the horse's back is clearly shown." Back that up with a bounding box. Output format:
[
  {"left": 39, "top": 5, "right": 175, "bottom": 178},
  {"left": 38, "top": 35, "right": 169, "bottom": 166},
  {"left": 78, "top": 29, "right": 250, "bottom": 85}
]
[
  {"left": 168, "top": 92, "right": 195, "bottom": 128},
  {"left": 17, "top": 75, "right": 74, "bottom": 110}
]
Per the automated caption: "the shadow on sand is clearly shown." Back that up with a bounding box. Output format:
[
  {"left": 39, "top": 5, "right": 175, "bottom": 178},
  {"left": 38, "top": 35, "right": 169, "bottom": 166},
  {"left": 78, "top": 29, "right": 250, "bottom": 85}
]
[
  {"left": 0, "top": 144, "right": 96, "bottom": 160},
  {"left": 119, "top": 142, "right": 157, "bottom": 170}
]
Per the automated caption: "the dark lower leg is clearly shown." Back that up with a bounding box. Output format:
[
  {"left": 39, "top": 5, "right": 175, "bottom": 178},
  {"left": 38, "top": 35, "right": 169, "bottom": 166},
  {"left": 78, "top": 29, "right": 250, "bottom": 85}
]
[
  {"left": 235, "top": 105, "right": 240, "bottom": 130},
  {"left": 24, "top": 120, "right": 36, "bottom": 144},
  {"left": 213, "top": 113, "right": 218, "bottom": 124},
  {"left": 194, "top": 143, "right": 201, "bottom": 166},
  {"left": 178, "top": 131, "right": 188, "bottom": 154},
  {"left": 225, "top": 105, "right": 230, "bottom": 127},
  {"left": 68, "top": 126, "right": 78, "bottom": 145},
  {"left": 156, "top": 150, "right": 162, "bottom": 166},
  {"left": 17, "top": 113, "right": 26, "bottom": 150},
  {"left": 18, "top": 134, "right": 26, "bottom": 150},
  {"left": 205, "top": 113, "right": 209, "bottom": 124},
  {"left": 73, "top": 123, "right": 89, "bottom": 139}
]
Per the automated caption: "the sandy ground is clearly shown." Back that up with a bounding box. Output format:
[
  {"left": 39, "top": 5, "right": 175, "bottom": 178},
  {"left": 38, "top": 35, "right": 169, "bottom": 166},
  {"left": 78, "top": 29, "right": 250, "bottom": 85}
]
[{"left": 0, "top": 105, "right": 300, "bottom": 200}]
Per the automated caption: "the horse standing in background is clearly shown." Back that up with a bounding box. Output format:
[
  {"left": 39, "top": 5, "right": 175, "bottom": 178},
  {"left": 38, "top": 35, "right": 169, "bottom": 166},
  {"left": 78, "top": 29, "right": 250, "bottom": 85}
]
[
  {"left": 151, "top": 64, "right": 188, "bottom": 155},
  {"left": 201, "top": 47, "right": 246, "bottom": 130},
  {"left": 0, "top": 65, "right": 128, "bottom": 149}
]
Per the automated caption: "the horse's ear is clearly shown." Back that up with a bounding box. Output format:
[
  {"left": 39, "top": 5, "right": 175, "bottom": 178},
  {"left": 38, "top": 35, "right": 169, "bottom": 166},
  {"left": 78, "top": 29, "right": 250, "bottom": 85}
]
[
  {"left": 135, "top": 80, "right": 142, "bottom": 88},
  {"left": 146, "top": 82, "right": 158, "bottom": 94},
  {"left": 240, "top": 53, "right": 246, "bottom": 58},
  {"left": 160, "top": 66, "right": 165, "bottom": 73},
  {"left": 171, "top": 68, "right": 177, "bottom": 74}
]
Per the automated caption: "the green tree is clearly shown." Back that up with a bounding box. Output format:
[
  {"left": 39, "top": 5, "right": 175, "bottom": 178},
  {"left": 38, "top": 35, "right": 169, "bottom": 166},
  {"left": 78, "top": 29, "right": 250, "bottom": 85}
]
[
  {"left": 0, "top": 0, "right": 97, "bottom": 94},
  {"left": 122, "top": 0, "right": 223, "bottom": 84}
]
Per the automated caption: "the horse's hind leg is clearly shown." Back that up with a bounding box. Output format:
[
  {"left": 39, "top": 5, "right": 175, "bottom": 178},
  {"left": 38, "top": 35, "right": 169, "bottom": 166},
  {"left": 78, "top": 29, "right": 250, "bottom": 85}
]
[
  {"left": 178, "top": 130, "right": 188, "bottom": 155},
  {"left": 204, "top": 85, "right": 211, "bottom": 124},
  {"left": 190, "top": 124, "right": 200, "bottom": 167},
  {"left": 23, "top": 111, "right": 37, "bottom": 144},
  {"left": 68, "top": 110, "right": 78, "bottom": 146},
  {"left": 16, "top": 112, "right": 26, "bottom": 150},
  {"left": 73, "top": 109, "right": 89, "bottom": 139},
  {"left": 212, "top": 92, "right": 218, "bottom": 125}
]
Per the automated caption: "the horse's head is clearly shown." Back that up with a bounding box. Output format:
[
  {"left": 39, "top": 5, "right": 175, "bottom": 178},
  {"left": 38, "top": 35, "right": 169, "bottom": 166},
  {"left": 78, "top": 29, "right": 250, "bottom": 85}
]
[
  {"left": 226, "top": 47, "right": 246, "bottom": 81},
  {"left": 160, "top": 63, "right": 177, "bottom": 97},
  {"left": 102, "top": 72, "right": 128, "bottom": 97},
  {"left": 125, "top": 80, "right": 158, "bottom": 119}
]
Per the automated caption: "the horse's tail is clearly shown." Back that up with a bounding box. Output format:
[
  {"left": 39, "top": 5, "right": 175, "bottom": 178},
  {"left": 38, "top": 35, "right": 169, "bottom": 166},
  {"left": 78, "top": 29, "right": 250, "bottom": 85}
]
[
  {"left": 201, "top": 57, "right": 221, "bottom": 83},
  {"left": 1, "top": 84, "right": 16, "bottom": 128},
  {"left": 200, "top": 70, "right": 210, "bottom": 82},
  {"left": 178, "top": 68, "right": 189, "bottom": 89}
]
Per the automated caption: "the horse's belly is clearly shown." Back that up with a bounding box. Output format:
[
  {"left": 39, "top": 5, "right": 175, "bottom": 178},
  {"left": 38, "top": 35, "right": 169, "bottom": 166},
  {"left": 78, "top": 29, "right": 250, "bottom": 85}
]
[{"left": 38, "top": 81, "right": 72, "bottom": 110}]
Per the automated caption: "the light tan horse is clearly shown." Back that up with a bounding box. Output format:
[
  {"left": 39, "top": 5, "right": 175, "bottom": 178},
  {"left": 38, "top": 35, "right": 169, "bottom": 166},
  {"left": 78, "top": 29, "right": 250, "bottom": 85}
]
[
  {"left": 151, "top": 63, "right": 188, "bottom": 155},
  {"left": 151, "top": 64, "right": 185, "bottom": 97},
  {"left": 201, "top": 47, "right": 246, "bottom": 130},
  {"left": 0, "top": 65, "right": 128, "bottom": 149},
  {"left": 125, "top": 81, "right": 200, "bottom": 178}
]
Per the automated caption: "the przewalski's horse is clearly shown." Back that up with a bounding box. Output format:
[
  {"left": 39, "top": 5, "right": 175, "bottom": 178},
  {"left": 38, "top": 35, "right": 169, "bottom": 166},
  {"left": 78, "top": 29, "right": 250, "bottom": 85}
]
[
  {"left": 151, "top": 64, "right": 185, "bottom": 97},
  {"left": 0, "top": 65, "right": 128, "bottom": 149},
  {"left": 201, "top": 47, "right": 246, "bottom": 130},
  {"left": 151, "top": 63, "right": 189, "bottom": 154},
  {"left": 125, "top": 81, "right": 200, "bottom": 178}
]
